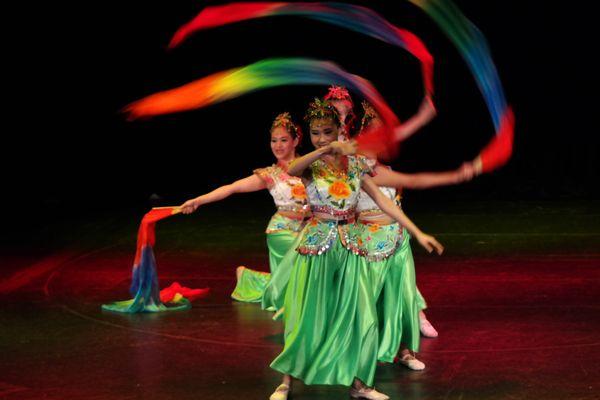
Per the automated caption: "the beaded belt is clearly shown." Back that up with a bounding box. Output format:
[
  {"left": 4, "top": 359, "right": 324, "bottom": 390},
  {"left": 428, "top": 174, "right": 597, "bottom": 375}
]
[
  {"left": 310, "top": 205, "right": 356, "bottom": 220},
  {"left": 313, "top": 216, "right": 356, "bottom": 226}
]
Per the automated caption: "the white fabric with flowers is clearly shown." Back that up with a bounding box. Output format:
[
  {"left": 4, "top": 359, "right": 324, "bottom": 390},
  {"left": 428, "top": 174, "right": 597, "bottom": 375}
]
[
  {"left": 254, "top": 164, "right": 309, "bottom": 213},
  {"left": 296, "top": 155, "right": 373, "bottom": 255},
  {"left": 357, "top": 159, "right": 399, "bottom": 213},
  {"left": 254, "top": 164, "right": 309, "bottom": 234},
  {"left": 305, "top": 155, "right": 373, "bottom": 219}
]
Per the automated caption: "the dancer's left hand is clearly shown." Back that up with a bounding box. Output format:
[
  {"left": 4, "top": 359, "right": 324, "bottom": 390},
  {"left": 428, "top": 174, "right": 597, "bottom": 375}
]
[
  {"left": 180, "top": 199, "right": 200, "bottom": 214},
  {"left": 417, "top": 233, "right": 444, "bottom": 255}
]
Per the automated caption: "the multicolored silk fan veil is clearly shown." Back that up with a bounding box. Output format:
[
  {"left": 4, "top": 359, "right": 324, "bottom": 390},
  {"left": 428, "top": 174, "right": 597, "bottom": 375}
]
[{"left": 102, "top": 207, "right": 209, "bottom": 314}]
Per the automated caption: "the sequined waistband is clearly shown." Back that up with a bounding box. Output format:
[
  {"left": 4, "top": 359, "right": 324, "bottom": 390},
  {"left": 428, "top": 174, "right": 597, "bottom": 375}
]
[
  {"left": 312, "top": 216, "right": 356, "bottom": 226},
  {"left": 310, "top": 205, "right": 356, "bottom": 220}
]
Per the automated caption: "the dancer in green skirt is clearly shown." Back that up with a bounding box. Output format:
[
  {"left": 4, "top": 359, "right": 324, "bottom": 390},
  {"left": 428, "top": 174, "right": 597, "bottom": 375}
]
[
  {"left": 356, "top": 101, "right": 475, "bottom": 370},
  {"left": 325, "top": 86, "right": 444, "bottom": 339},
  {"left": 268, "top": 99, "right": 444, "bottom": 400},
  {"left": 180, "top": 113, "right": 310, "bottom": 303}
]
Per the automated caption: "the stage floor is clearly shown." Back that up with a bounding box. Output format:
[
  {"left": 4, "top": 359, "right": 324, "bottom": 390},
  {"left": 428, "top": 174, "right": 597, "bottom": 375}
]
[{"left": 1, "top": 200, "right": 599, "bottom": 399}]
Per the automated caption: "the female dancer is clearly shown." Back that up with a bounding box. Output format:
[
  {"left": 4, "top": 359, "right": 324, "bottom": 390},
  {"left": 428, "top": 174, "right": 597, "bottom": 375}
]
[
  {"left": 268, "top": 98, "right": 443, "bottom": 400},
  {"left": 325, "top": 85, "right": 443, "bottom": 339},
  {"left": 354, "top": 101, "right": 474, "bottom": 371},
  {"left": 180, "top": 113, "right": 309, "bottom": 303},
  {"left": 261, "top": 95, "right": 468, "bottom": 323}
]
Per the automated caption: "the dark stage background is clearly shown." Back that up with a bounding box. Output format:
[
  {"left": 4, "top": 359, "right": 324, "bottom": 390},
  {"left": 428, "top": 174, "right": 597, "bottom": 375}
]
[
  {"left": 3, "top": 5, "right": 598, "bottom": 398},
  {"left": 8, "top": 0, "right": 599, "bottom": 223}
]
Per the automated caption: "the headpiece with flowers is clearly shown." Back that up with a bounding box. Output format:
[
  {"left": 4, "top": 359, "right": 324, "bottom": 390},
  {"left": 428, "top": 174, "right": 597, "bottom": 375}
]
[
  {"left": 271, "top": 112, "right": 302, "bottom": 142},
  {"left": 324, "top": 85, "right": 354, "bottom": 106},
  {"left": 360, "top": 100, "right": 380, "bottom": 131},
  {"left": 304, "top": 98, "right": 340, "bottom": 126}
]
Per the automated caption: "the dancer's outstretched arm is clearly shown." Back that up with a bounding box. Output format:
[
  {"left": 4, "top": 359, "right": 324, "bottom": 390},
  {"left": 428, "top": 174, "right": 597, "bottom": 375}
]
[
  {"left": 361, "top": 175, "right": 444, "bottom": 255},
  {"left": 180, "top": 175, "right": 266, "bottom": 214},
  {"left": 393, "top": 97, "right": 437, "bottom": 142},
  {"left": 372, "top": 162, "right": 475, "bottom": 189}
]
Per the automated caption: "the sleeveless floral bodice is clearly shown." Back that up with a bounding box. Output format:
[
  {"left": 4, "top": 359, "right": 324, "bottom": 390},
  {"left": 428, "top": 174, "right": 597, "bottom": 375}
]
[
  {"left": 254, "top": 163, "right": 310, "bottom": 214},
  {"left": 297, "top": 155, "right": 373, "bottom": 255},
  {"left": 305, "top": 155, "right": 372, "bottom": 220},
  {"left": 254, "top": 163, "right": 310, "bottom": 234},
  {"left": 357, "top": 159, "right": 398, "bottom": 213}
]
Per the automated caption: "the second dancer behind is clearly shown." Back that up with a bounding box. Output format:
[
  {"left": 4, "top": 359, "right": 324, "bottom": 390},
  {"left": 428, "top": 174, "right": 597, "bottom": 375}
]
[{"left": 180, "top": 113, "right": 309, "bottom": 303}]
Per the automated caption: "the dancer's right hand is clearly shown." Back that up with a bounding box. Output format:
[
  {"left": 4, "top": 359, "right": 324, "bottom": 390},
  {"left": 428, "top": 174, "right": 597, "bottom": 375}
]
[
  {"left": 418, "top": 96, "right": 437, "bottom": 122},
  {"left": 329, "top": 140, "right": 357, "bottom": 156},
  {"left": 456, "top": 162, "right": 475, "bottom": 183},
  {"left": 180, "top": 199, "right": 200, "bottom": 214}
]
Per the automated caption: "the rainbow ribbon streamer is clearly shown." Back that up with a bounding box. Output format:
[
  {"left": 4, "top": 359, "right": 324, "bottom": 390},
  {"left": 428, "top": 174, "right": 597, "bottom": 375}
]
[
  {"left": 125, "top": 57, "right": 402, "bottom": 159},
  {"left": 170, "top": 1, "right": 434, "bottom": 97},
  {"left": 408, "top": 0, "right": 514, "bottom": 172},
  {"left": 169, "top": 1, "right": 514, "bottom": 172},
  {"left": 102, "top": 207, "right": 205, "bottom": 313}
]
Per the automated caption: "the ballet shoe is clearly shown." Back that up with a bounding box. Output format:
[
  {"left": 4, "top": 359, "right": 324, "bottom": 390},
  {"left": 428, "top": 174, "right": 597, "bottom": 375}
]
[
  {"left": 396, "top": 353, "right": 425, "bottom": 371},
  {"left": 269, "top": 384, "right": 289, "bottom": 400},
  {"left": 420, "top": 318, "right": 438, "bottom": 338},
  {"left": 349, "top": 387, "right": 390, "bottom": 400}
]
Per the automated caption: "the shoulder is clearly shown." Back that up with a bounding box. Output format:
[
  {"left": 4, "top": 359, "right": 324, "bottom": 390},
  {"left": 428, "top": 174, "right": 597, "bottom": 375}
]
[{"left": 253, "top": 165, "right": 277, "bottom": 187}]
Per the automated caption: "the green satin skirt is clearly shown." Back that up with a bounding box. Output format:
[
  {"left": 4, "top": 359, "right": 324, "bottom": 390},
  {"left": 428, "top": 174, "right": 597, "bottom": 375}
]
[
  {"left": 369, "top": 230, "right": 421, "bottom": 361},
  {"left": 270, "top": 238, "right": 379, "bottom": 387},
  {"left": 417, "top": 287, "right": 427, "bottom": 310},
  {"left": 230, "top": 229, "right": 298, "bottom": 303},
  {"left": 260, "top": 232, "right": 302, "bottom": 312}
]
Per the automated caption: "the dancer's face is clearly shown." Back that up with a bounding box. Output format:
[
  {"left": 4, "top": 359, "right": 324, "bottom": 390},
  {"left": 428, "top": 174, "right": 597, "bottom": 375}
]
[
  {"left": 270, "top": 126, "right": 298, "bottom": 161},
  {"left": 309, "top": 118, "right": 338, "bottom": 149}
]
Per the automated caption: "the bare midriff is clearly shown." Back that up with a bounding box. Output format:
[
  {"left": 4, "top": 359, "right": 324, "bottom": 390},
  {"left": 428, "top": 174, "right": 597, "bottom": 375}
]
[{"left": 357, "top": 211, "right": 395, "bottom": 226}]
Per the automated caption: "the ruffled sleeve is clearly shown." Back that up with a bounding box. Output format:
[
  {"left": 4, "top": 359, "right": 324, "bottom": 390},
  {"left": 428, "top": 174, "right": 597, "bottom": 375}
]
[{"left": 253, "top": 166, "right": 275, "bottom": 189}]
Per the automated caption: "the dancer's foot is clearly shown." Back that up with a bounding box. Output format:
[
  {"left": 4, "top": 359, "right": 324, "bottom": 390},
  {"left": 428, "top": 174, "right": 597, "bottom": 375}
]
[
  {"left": 349, "top": 387, "right": 390, "bottom": 400},
  {"left": 236, "top": 266, "right": 245, "bottom": 281},
  {"left": 351, "top": 379, "right": 389, "bottom": 400},
  {"left": 396, "top": 349, "right": 425, "bottom": 371},
  {"left": 269, "top": 384, "right": 290, "bottom": 400},
  {"left": 419, "top": 310, "right": 438, "bottom": 338}
]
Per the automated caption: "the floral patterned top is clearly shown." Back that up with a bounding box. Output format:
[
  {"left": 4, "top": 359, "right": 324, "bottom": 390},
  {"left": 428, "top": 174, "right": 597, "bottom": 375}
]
[
  {"left": 254, "top": 163, "right": 310, "bottom": 234},
  {"left": 297, "top": 155, "right": 373, "bottom": 255},
  {"left": 357, "top": 159, "right": 398, "bottom": 214},
  {"left": 305, "top": 155, "right": 373, "bottom": 220},
  {"left": 357, "top": 186, "right": 398, "bottom": 213},
  {"left": 354, "top": 159, "right": 406, "bottom": 261}
]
